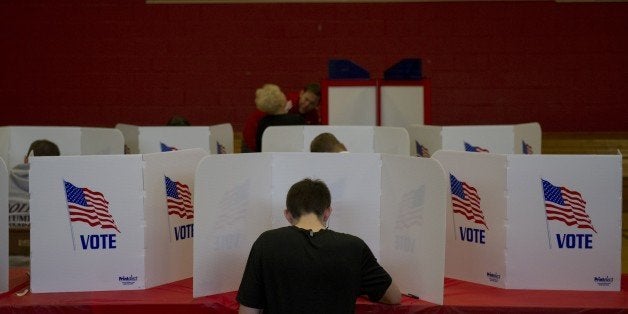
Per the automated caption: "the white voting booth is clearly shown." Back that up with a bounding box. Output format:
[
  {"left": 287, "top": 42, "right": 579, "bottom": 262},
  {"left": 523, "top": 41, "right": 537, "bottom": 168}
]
[
  {"left": 262, "top": 126, "right": 411, "bottom": 155},
  {"left": 407, "top": 123, "right": 541, "bottom": 157},
  {"left": 432, "top": 150, "right": 622, "bottom": 291},
  {"left": 29, "top": 148, "right": 207, "bottom": 293},
  {"left": 115, "top": 123, "right": 234, "bottom": 155},
  {"left": 193, "top": 153, "right": 448, "bottom": 304},
  {"left": 0, "top": 126, "right": 124, "bottom": 169},
  {"left": 0, "top": 158, "right": 8, "bottom": 293},
  {"left": 1, "top": 126, "right": 124, "bottom": 255}
]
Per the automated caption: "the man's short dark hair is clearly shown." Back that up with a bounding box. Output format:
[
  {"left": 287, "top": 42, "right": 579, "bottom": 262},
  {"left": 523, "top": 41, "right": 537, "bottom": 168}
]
[
  {"left": 27, "top": 139, "right": 60, "bottom": 157},
  {"left": 286, "top": 178, "right": 331, "bottom": 220},
  {"left": 303, "top": 83, "right": 321, "bottom": 98}
]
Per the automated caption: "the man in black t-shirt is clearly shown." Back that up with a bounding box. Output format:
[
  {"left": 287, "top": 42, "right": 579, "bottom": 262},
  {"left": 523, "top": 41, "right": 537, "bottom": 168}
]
[{"left": 237, "top": 178, "right": 401, "bottom": 314}]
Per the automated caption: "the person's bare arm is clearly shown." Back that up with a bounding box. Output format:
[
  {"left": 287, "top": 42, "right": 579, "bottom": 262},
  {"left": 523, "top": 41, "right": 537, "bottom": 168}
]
[
  {"left": 239, "top": 304, "right": 262, "bottom": 314},
  {"left": 379, "top": 280, "right": 402, "bottom": 304}
]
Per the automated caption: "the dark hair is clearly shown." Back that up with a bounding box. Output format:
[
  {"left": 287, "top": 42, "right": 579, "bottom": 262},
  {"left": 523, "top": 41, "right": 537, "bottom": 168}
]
[
  {"left": 303, "top": 83, "right": 321, "bottom": 98},
  {"left": 27, "top": 139, "right": 60, "bottom": 157},
  {"left": 166, "top": 115, "right": 191, "bottom": 126},
  {"left": 286, "top": 178, "right": 331, "bottom": 220},
  {"left": 310, "top": 133, "right": 347, "bottom": 153}
]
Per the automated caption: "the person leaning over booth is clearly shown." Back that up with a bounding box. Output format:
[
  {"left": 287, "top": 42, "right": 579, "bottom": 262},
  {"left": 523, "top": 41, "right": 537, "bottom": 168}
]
[
  {"left": 237, "top": 178, "right": 401, "bottom": 314},
  {"left": 254, "top": 84, "right": 305, "bottom": 152},
  {"left": 310, "top": 132, "right": 348, "bottom": 153},
  {"left": 242, "top": 82, "right": 321, "bottom": 152},
  {"left": 9, "top": 139, "right": 60, "bottom": 265},
  {"left": 287, "top": 82, "right": 322, "bottom": 125}
]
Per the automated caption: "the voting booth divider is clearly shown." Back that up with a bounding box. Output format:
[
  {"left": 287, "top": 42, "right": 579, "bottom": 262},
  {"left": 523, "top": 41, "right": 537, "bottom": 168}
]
[
  {"left": 261, "top": 125, "right": 411, "bottom": 155},
  {"left": 0, "top": 126, "right": 124, "bottom": 169},
  {"left": 432, "top": 150, "right": 622, "bottom": 291},
  {"left": 0, "top": 158, "right": 7, "bottom": 293},
  {"left": 407, "top": 123, "right": 541, "bottom": 157},
  {"left": 1, "top": 126, "right": 124, "bottom": 257},
  {"left": 29, "top": 148, "right": 208, "bottom": 293},
  {"left": 193, "top": 153, "right": 449, "bottom": 304},
  {"left": 115, "top": 123, "right": 234, "bottom": 155},
  {"left": 321, "top": 79, "right": 430, "bottom": 127}
]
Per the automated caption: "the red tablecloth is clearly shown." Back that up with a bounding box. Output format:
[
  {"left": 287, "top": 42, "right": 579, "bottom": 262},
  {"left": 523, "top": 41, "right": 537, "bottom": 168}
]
[{"left": 1, "top": 268, "right": 627, "bottom": 313}]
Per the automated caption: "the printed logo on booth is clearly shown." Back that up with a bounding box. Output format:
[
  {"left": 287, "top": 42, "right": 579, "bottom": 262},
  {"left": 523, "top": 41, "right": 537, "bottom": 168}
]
[
  {"left": 63, "top": 180, "right": 120, "bottom": 251},
  {"left": 449, "top": 174, "right": 488, "bottom": 245},
  {"left": 486, "top": 272, "right": 501, "bottom": 283},
  {"left": 415, "top": 141, "right": 430, "bottom": 158},
  {"left": 464, "top": 142, "right": 489, "bottom": 153},
  {"left": 118, "top": 275, "right": 138, "bottom": 286},
  {"left": 160, "top": 142, "right": 178, "bottom": 152},
  {"left": 541, "top": 179, "right": 596, "bottom": 250},
  {"left": 593, "top": 276, "right": 614, "bottom": 287},
  {"left": 165, "top": 176, "right": 194, "bottom": 242}
]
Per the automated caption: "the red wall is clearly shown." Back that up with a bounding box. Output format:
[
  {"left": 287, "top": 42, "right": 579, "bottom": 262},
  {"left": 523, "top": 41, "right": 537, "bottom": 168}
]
[{"left": 1, "top": 1, "right": 627, "bottom": 132}]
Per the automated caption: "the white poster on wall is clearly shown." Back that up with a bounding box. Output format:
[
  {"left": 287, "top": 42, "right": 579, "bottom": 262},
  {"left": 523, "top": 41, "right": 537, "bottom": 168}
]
[
  {"left": 380, "top": 85, "right": 425, "bottom": 127},
  {"left": 328, "top": 86, "right": 377, "bottom": 126}
]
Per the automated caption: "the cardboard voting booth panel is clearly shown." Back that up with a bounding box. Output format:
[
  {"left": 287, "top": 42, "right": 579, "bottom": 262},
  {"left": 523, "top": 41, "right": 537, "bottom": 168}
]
[
  {"left": 1, "top": 126, "right": 124, "bottom": 257},
  {"left": 380, "top": 82, "right": 428, "bottom": 128},
  {"left": 0, "top": 126, "right": 124, "bottom": 169},
  {"left": 432, "top": 150, "right": 622, "bottom": 291},
  {"left": 262, "top": 126, "right": 410, "bottom": 155},
  {"left": 0, "top": 158, "right": 8, "bottom": 293},
  {"left": 208, "top": 123, "right": 234, "bottom": 154},
  {"left": 194, "top": 153, "right": 448, "bottom": 304},
  {"left": 407, "top": 123, "right": 541, "bottom": 157},
  {"left": 323, "top": 81, "right": 378, "bottom": 126},
  {"left": 29, "top": 149, "right": 207, "bottom": 293},
  {"left": 81, "top": 127, "right": 125, "bottom": 156},
  {"left": 116, "top": 124, "right": 233, "bottom": 154}
]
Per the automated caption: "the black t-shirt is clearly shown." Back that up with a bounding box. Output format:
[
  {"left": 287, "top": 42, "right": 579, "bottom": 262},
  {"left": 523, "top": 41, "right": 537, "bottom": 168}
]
[
  {"left": 236, "top": 226, "right": 392, "bottom": 314},
  {"left": 255, "top": 113, "right": 305, "bottom": 152}
]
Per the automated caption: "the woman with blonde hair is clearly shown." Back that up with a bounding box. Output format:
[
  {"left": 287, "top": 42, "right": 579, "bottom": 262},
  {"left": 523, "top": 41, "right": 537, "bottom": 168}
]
[{"left": 255, "top": 84, "right": 305, "bottom": 152}]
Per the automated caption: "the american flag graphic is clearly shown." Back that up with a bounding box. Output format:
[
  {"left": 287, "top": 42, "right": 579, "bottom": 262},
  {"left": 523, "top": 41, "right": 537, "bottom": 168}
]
[
  {"left": 450, "top": 174, "right": 488, "bottom": 228},
  {"left": 64, "top": 180, "right": 120, "bottom": 233},
  {"left": 160, "top": 142, "right": 178, "bottom": 152},
  {"left": 217, "top": 142, "right": 227, "bottom": 154},
  {"left": 522, "top": 141, "right": 533, "bottom": 154},
  {"left": 415, "top": 141, "right": 430, "bottom": 158},
  {"left": 542, "top": 179, "right": 596, "bottom": 233},
  {"left": 165, "top": 176, "right": 194, "bottom": 219},
  {"left": 464, "top": 142, "right": 489, "bottom": 153}
]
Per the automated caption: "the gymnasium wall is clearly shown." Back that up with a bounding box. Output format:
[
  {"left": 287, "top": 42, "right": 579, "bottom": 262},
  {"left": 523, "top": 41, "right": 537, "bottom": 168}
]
[{"left": 1, "top": 1, "right": 626, "bottom": 132}]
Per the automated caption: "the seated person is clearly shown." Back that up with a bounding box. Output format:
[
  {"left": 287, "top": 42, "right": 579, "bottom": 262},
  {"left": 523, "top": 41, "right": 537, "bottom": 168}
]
[
  {"left": 237, "top": 178, "right": 401, "bottom": 313},
  {"left": 310, "top": 132, "right": 347, "bottom": 153},
  {"left": 287, "top": 83, "right": 322, "bottom": 125},
  {"left": 9, "top": 139, "right": 60, "bottom": 263},
  {"left": 255, "top": 84, "right": 305, "bottom": 152}
]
